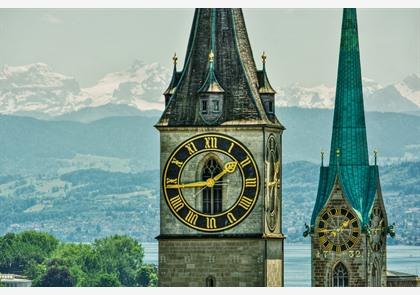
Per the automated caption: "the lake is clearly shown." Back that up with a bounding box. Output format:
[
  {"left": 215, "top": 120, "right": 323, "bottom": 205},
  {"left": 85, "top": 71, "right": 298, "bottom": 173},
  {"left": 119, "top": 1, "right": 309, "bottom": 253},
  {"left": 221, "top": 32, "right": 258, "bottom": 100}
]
[{"left": 142, "top": 242, "right": 420, "bottom": 287}]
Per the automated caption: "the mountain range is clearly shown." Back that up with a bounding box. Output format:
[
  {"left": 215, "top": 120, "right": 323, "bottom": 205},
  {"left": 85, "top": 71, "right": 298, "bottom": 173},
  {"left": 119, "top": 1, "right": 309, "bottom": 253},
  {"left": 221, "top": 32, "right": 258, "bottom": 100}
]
[{"left": 0, "top": 61, "right": 418, "bottom": 118}]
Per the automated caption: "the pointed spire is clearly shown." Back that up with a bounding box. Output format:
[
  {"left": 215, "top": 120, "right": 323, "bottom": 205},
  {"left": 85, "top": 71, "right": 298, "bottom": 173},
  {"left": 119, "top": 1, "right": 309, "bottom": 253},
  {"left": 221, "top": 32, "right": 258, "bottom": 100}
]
[
  {"left": 329, "top": 8, "right": 368, "bottom": 167},
  {"left": 321, "top": 150, "right": 325, "bottom": 167},
  {"left": 163, "top": 53, "right": 180, "bottom": 97},
  {"left": 198, "top": 50, "right": 225, "bottom": 93},
  {"left": 374, "top": 149, "right": 378, "bottom": 166},
  {"left": 157, "top": 9, "right": 282, "bottom": 127},
  {"left": 258, "top": 51, "right": 276, "bottom": 94}
]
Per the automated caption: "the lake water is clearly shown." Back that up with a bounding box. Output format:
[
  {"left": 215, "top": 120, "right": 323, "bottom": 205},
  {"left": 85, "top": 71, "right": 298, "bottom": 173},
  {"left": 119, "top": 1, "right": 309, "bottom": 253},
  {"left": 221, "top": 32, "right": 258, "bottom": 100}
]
[{"left": 142, "top": 242, "right": 420, "bottom": 287}]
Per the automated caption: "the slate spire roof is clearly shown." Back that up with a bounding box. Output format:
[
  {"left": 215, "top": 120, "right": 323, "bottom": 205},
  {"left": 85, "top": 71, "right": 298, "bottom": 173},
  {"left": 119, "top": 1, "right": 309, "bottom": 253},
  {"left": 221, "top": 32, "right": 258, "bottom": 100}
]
[
  {"left": 156, "top": 9, "right": 282, "bottom": 127},
  {"left": 257, "top": 52, "right": 276, "bottom": 94},
  {"left": 311, "top": 8, "right": 379, "bottom": 227},
  {"left": 163, "top": 53, "right": 181, "bottom": 96}
]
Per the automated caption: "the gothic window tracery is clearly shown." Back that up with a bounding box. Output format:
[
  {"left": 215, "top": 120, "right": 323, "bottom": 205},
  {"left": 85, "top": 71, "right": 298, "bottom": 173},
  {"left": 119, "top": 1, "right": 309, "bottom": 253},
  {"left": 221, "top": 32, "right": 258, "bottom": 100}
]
[{"left": 332, "top": 262, "right": 349, "bottom": 287}]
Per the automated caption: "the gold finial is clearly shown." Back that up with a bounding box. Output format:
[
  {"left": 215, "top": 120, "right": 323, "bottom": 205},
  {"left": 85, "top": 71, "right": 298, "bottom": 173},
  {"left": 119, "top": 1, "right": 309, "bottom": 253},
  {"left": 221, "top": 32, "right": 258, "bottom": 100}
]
[
  {"left": 261, "top": 51, "right": 267, "bottom": 64},
  {"left": 321, "top": 150, "right": 325, "bottom": 167},
  {"left": 172, "top": 53, "right": 178, "bottom": 65},
  {"left": 208, "top": 50, "right": 214, "bottom": 62}
]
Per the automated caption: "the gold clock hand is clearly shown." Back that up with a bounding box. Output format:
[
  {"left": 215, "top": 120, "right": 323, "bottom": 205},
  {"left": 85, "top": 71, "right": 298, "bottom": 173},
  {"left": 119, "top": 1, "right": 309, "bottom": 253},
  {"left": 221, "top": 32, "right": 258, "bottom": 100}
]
[
  {"left": 213, "top": 161, "right": 238, "bottom": 182},
  {"left": 166, "top": 180, "right": 209, "bottom": 189}
]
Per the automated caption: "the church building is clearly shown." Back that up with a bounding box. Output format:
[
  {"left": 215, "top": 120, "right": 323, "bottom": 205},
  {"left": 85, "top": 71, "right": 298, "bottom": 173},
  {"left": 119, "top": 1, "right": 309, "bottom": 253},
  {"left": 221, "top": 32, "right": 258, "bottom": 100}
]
[
  {"left": 306, "top": 8, "right": 393, "bottom": 287},
  {"left": 155, "top": 9, "right": 285, "bottom": 286}
]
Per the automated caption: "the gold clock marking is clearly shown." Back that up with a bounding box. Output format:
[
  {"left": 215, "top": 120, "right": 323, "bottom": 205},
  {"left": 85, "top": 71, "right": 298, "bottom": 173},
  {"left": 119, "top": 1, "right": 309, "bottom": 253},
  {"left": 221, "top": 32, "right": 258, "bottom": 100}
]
[
  {"left": 245, "top": 178, "right": 257, "bottom": 187},
  {"left": 169, "top": 195, "right": 184, "bottom": 212},
  {"left": 171, "top": 158, "right": 183, "bottom": 168},
  {"left": 228, "top": 142, "right": 234, "bottom": 153},
  {"left": 184, "top": 142, "right": 198, "bottom": 155},
  {"left": 227, "top": 212, "right": 237, "bottom": 224},
  {"left": 238, "top": 196, "right": 253, "bottom": 210},
  {"left": 185, "top": 211, "right": 198, "bottom": 226},
  {"left": 166, "top": 178, "right": 178, "bottom": 185},
  {"left": 204, "top": 137, "right": 218, "bottom": 149},
  {"left": 240, "top": 157, "right": 251, "bottom": 168},
  {"left": 206, "top": 217, "right": 217, "bottom": 229}
]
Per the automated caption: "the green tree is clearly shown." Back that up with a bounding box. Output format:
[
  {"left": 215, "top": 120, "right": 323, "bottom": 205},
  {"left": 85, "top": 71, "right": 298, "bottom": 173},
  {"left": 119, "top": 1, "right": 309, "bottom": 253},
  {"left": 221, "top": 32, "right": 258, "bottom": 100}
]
[
  {"left": 93, "top": 235, "right": 144, "bottom": 286},
  {"left": 137, "top": 264, "right": 158, "bottom": 286},
  {"left": 0, "top": 231, "right": 59, "bottom": 274},
  {"left": 33, "top": 259, "right": 76, "bottom": 287}
]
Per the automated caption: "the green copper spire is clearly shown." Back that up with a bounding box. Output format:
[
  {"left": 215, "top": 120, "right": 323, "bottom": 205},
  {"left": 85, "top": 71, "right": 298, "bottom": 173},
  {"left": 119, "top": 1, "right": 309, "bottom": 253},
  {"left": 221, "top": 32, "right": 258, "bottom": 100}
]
[
  {"left": 311, "top": 8, "right": 378, "bottom": 227},
  {"left": 329, "top": 8, "right": 368, "bottom": 167}
]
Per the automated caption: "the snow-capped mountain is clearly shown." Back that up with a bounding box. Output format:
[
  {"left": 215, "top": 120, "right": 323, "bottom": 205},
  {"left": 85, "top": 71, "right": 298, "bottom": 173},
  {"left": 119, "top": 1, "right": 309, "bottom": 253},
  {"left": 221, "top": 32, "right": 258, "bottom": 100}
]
[
  {"left": 81, "top": 60, "right": 169, "bottom": 111},
  {"left": 0, "top": 61, "right": 170, "bottom": 116},
  {"left": 0, "top": 61, "right": 418, "bottom": 117},
  {"left": 0, "top": 63, "right": 82, "bottom": 115},
  {"left": 275, "top": 75, "right": 419, "bottom": 112}
]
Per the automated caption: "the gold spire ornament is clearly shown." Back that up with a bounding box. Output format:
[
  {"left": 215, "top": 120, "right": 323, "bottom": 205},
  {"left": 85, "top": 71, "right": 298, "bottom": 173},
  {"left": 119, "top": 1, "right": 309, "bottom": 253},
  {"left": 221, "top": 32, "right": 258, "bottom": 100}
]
[
  {"left": 261, "top": 51, "right": 267, "bottom": 64},
  {"left": 208, "top": 50, "right": 214, "bottom": 62},
  {"left": 321, "top": 150, "right": 325, "bottom": 166},
  {"left": 172, "top": 53, "right": 178, "bottom": 65},
  {"left": 374, "top": 149, "right": 378, "bottom": 165}
]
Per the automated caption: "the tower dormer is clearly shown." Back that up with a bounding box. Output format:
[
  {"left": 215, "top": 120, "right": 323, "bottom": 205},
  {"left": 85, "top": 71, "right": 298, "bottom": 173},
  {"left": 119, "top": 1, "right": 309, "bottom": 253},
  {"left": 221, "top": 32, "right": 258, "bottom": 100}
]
[
  {"left": 163, "top": 53, "right": 181, "bottom": 107},
  {"left": 198, "top": 50, "right": 225, "bottom": 124},
  {"left": 257, "top": 52, "right": 276, "bottom": 119}
]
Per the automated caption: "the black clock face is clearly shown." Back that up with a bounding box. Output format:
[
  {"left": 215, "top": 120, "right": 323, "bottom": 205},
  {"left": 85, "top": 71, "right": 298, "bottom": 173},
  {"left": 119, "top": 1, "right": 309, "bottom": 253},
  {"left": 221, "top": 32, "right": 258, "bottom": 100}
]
[
  {"left": 369, "top": 206, "right": 385, "bottom": 252},
  {"left": 162, "top": 133, "right": 260, "bottom": 232},
  {"left": 317, "top": 207, "right": 361, "bottom": 252},
  {"left": 265, "top": 134, "right": 280, "bottom": 232}
]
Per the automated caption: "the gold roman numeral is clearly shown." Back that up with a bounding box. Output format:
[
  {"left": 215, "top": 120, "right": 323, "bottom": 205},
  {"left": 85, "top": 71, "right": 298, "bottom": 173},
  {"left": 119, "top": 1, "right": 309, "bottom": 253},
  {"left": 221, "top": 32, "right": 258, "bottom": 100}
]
[
  {"left": 206, "top": 217, "right": 217, "bottom": 229},
  {"left": 240, "top": 157, "right": 251, "bottom": 168},
  {"left": 245, "top": 178, "right": 257, "bottom": 187},
  {"left": 166, "top": 178, "right": 178, "bottom": 185},
  {"left": 228, "top": 142, "right": 234, "bottom": 153},
  {"left": 204, "top": 137, "right": 218, "bottom": 149},
  {"left": 185, "top": 211, "right": 198, "bottom": 226},
  {"left": 227, "top": 212, "right": 237, "bottom": 224},
  {"left": 350, "top": 236, "right": 359, "bottom": 244},
  {"left": 184, "top": 142, "right": 198, "bottom": 155},
  {"left": 171, "top": 158, "right": 183, "bottom": 168},
  {"left": 169, "top": 195, "right": 184, "bottom": 212},
  {"left": 238, "top": 196, "right": 253, "bottom": 210}
]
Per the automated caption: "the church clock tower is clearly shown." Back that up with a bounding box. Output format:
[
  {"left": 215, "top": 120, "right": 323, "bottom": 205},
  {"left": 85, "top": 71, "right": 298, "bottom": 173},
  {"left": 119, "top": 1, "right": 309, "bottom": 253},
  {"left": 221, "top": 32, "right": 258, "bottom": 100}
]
[
  {"left": 156, "top": 9, "right": 285, "bottom": 287},
  {"left": 306, "top": 8, "right": 393, "bottom": 287}
]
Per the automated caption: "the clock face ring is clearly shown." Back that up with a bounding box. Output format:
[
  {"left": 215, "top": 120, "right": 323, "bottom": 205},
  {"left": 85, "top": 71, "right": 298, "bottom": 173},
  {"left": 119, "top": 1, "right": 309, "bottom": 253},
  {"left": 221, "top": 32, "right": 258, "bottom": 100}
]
[
  {"left": 317, "top": 207, "right": 361, "bottom": 252},
  {"left": 162, "top": 133, "right": 260, "bottom": 232}
]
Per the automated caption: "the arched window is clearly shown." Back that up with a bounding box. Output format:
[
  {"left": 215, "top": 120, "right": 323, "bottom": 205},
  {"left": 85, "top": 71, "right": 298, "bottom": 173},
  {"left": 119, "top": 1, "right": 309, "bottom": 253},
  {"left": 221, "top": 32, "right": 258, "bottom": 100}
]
[
  {"left": 206, "top": 276, "right": 215, "bottom": 287},
  {"left": 202, "top": 158, "right": 222, "bottom": 214},
  {"left": 333, "top": 262, "right": 349, "bottom": 287}
]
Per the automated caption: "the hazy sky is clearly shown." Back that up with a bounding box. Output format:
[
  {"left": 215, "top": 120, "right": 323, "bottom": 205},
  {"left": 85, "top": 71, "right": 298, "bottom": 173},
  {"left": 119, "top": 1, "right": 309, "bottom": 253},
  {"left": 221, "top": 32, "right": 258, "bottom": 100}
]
[{"left": 0, "top": 8, "right": 418, "bottom": 87}]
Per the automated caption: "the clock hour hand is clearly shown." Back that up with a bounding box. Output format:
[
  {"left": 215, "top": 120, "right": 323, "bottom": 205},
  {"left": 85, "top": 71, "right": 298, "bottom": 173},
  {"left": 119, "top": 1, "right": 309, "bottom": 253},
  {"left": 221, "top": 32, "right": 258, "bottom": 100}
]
[
  {"left": 213, "top": 161, "right": 238, "bottom": 182},
  {"left": 166, "top": 181, "right": 209, "bottom": 189}
]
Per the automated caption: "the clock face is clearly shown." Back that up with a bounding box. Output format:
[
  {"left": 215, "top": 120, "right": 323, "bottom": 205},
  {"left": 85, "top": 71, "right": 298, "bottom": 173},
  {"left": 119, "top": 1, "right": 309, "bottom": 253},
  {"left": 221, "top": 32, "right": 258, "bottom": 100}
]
[
  {"left": 162, "top": 133, "right": 260, "bottom": 232},
  {"left": 265, "top": 134, "right": 280, "bottom": 232},
  {"left": 317, "top": 207, "right": 361, "bottom": 252},
  {"left": 369, "top": 206, "right": 385, "bottom": 252}
]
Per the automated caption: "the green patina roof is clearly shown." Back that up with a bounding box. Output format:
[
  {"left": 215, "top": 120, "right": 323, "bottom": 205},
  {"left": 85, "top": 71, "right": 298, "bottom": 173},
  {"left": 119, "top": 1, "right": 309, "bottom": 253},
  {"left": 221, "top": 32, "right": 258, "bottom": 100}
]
[{"left": 311, "top": 8, "right": 379, "bottom": 227}]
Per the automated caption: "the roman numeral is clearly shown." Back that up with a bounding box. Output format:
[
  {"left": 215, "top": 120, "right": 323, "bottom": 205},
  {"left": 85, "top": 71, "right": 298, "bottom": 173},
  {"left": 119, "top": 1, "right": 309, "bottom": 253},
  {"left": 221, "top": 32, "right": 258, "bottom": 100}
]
[
  {"left": 350, "top": 236, "right": 359, "bottom": 244},
  {"left": 238, "top": 196, "right": 253, "bottom": 210},
  {"left": 184, "top": 142, "right": 198, "bottom": 155},
  {"left": 227, "top": 212, "right": 237, "bottom": 224},
  {"left": 184, "top": 211, "right": 198, "bottom": 226},
  {"left": 324, "top": 242, "right": 333, "bottom": 251},
  {"left": 228, "top": 142, "right": 234, "bottom": 153},
  {"left": 171, "top": 158, "right": 183, "bottom": 168},
  {"left": 240, "top": 157, "right": 251, "bottom": 168},
  {"left": 204, "top": 137, "right": 218, "bottom": 149},
  {"left": 245, "top": 178, "right": 257, "bottom": 187},
  {"left": 319, "top": 236, "right": 327, "bottom": 244},
  {"left": 206, "top": 217, "right": 217, "bottom": 229},
  {"left": 166, "top": 178, "right": 178, "bottom": 185},
  {"left": 169, "top": 195, "right": 184, "bottom": 212}
]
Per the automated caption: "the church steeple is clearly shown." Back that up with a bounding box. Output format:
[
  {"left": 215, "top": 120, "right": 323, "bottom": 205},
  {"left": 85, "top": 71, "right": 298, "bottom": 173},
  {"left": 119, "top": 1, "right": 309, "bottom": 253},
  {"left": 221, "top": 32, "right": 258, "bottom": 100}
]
[
  {"left": 310, "top": 8, "right": 382, "bottom": 227},
  {"left": 157, "top": 9, "right": 282, "bottom": 127},
  {"left": 329, "top": 8, "right": 368, "bottom": 168}
]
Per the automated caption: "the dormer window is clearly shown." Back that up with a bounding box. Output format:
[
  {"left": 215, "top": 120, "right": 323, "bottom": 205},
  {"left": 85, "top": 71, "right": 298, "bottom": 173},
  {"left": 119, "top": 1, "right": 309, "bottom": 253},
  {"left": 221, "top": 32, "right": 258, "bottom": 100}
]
[
  {"left": 201, "top": 99, "right": 208, "bottom": 114},
  {"left": 198, "top": 50, "right": 225, "bottom": 124},
  {"left": 268, "top": 100, "right": 274, "bottom": 113}
]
